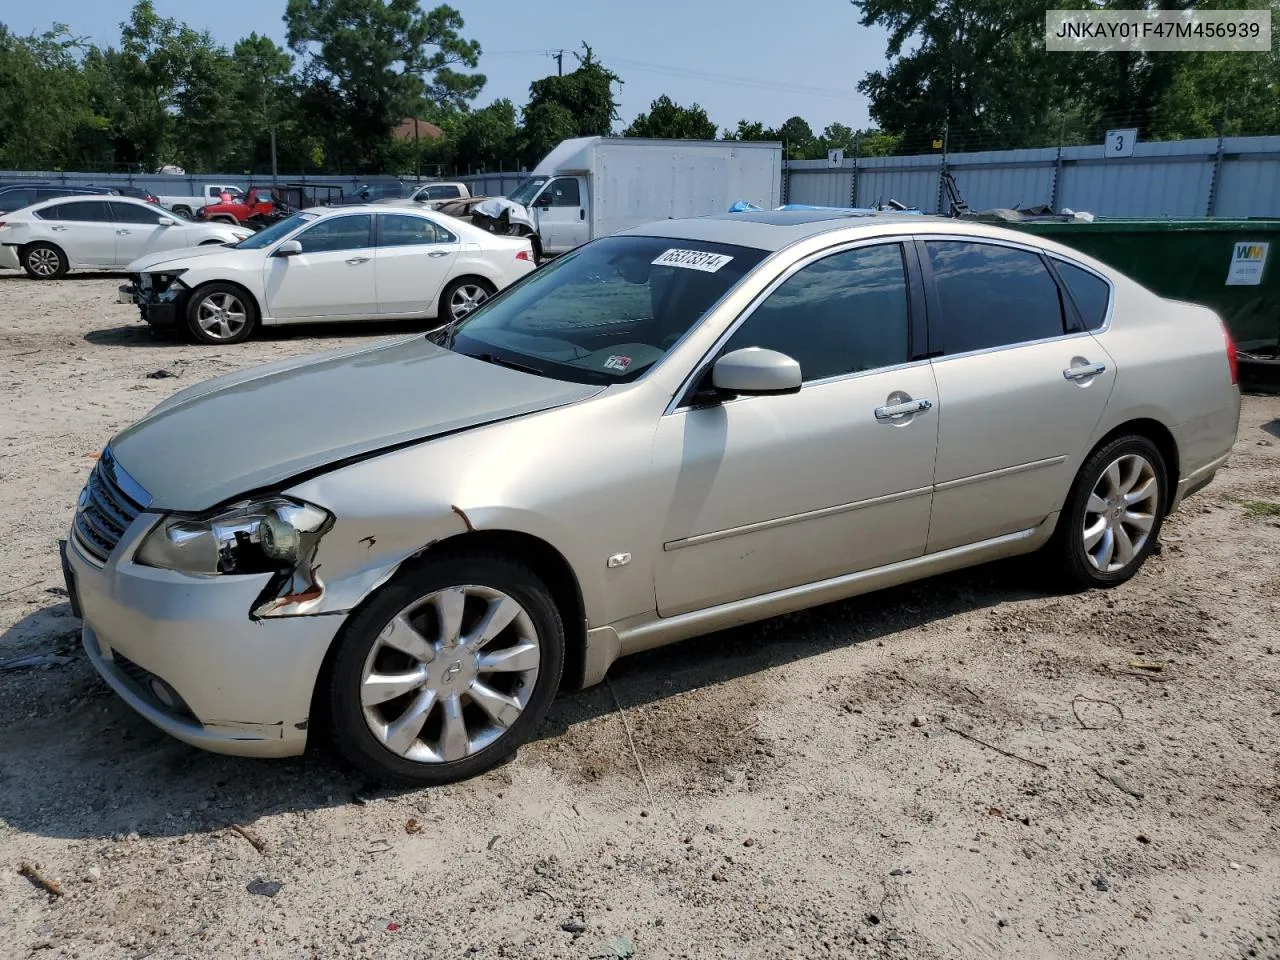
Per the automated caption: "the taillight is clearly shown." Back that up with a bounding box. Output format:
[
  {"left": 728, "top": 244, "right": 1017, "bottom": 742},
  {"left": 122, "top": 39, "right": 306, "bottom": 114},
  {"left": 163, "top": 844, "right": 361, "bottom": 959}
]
[
  {"left": 1222, "top": 321, "right": 1238, "bottom": 385},
  {"left": 515, "top": 248, "right": 534, "bottom": 263}
]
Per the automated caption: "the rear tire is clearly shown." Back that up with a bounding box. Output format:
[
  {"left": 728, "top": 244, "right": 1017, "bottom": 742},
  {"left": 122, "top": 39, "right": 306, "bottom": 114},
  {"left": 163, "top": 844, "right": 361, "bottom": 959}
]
[
  {"left": 328, "top": 552, "right": 565, "bottom": 786},
  {"left": 1046, "top": 435, "right": 1168, "bottom": 589},
  {"left": 440, "top": 277, "right": 495, "bottom": 325},
  {"left": 172, "top": 205, "right": 193, "bottom": 218},
  {"left": 21, "top": 242, "right": 67, "bottom": 280},
  {"left": 185, "top": 283, "right": 257, "bottom": 345}
]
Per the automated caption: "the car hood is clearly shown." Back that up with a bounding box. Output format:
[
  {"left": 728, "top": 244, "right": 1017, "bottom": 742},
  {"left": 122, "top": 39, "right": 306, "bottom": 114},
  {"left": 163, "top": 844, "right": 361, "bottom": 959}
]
[
  {"left": 110, "top": 337, "right": 602, "bottom": 511},
  {"left": 127, "top": 243, "right": 250, "bottom": 273}
]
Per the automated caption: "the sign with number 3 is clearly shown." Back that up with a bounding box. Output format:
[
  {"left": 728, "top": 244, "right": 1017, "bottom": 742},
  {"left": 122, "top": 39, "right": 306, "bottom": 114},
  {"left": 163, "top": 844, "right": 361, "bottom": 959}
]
[{"left": 1105, "top": 128, "right": 1138, "bottom": 158}]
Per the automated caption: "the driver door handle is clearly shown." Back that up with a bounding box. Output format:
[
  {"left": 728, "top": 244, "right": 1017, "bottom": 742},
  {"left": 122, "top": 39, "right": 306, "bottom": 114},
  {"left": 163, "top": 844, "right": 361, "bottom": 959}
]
[
  {"left": 346, "top": 256, "right": 370, "bottom": 265},
  {"left": 1063, "top": 361, "right": 1106, "bottom": 381},
  {"left": 875, "top": 398, "right": 933, "bottom": 420}
]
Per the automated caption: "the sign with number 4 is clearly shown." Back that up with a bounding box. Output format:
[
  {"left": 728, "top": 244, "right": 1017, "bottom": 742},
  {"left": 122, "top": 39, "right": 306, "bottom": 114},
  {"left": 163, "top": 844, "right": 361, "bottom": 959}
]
[{"left": 1105, "top": 129, "right": 1137, "bottom": 158}]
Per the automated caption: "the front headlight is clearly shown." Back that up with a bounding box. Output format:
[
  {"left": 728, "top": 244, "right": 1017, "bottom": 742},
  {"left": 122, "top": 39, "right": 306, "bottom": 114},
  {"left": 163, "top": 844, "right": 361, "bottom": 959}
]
[{"left": 136, "top": 497, "right": 331, "bottom": 576}]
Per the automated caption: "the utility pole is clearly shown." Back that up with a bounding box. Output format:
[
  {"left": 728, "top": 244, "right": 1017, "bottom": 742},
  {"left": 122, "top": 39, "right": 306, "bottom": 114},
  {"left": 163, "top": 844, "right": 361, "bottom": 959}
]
[{"left": 552, "top": 49, "right": 564, "bottom": 76}]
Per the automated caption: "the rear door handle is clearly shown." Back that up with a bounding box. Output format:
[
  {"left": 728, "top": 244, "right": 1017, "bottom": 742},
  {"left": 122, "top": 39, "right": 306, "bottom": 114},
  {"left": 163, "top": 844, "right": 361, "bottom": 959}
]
[
  {"left": 116, "top": 229, "right": 130, "bottom": 236},
  {"left": 427, "top": 250, "right": 449, "bottom": 258},
  {"left": 346, "top": 256, "right": 370, "bottom": 265},
  {"left": 51, "top": 226, "right": 68, "bottom": 232},
  {"left": 1063, "top": 361, "right": 1106, "bottom": 381},
  {"left": 875, "top": 398, "right": 933, "bottom": 420}
]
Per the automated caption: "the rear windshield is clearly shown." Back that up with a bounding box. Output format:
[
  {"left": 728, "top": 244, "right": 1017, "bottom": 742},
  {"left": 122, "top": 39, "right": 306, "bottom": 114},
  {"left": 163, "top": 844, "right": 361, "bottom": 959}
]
[{"left": 449, "top": 235, "right": 767, "bottom": 385}]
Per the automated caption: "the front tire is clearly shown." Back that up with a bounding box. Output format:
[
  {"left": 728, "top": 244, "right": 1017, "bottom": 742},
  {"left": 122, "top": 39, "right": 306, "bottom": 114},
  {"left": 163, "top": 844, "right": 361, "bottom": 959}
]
[
  {"left": 328, "top": 553, "right": 565, "bottom": 786},
  {"left": 440, "top": 277, "right": 495, "bottom": 325},
  {"left": 22, "top": 243, "right": 67, "bottom": 280},
  {"left": 185, "top": 283, "right": 257, "bottom": 344},
  {"left": 1047, "top": 435, "right": 1167, "bottom": 589}
]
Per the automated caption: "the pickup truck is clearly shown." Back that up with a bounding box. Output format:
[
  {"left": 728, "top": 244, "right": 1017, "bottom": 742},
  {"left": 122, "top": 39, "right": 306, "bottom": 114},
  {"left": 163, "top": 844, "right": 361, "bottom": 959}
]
[
  {"left": 156, "top": 183, "right": 244, "bottom": 217},
  {"left": 376, "top": 181, "right": 472, "bottom": 210},
  {"left": 197, "top": 186, "right": 276, "bottom": 225}
]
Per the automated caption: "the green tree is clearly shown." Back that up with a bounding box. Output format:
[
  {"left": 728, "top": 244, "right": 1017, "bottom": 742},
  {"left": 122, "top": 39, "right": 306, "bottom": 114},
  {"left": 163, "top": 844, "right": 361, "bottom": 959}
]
[
  {"left": 623, "top": 95, "right": 717, "bottom": 139},
  {"left": 284, "top": 0, "right": 484, "bottom": 170},
  {"left": 777, "top": 116, "right": 816, "bottom": 159},
  {"left": 522, "top": 43, "right": 621, "bottom": 163},
  {"left": 0, "top": 25, "right": 95, "bottom": 168},
  {"left": 453, "top": 98, "right": 521, "bottom": 170},
  {"left": 722, "top": 119, "right": 776, "bottom": 141}
]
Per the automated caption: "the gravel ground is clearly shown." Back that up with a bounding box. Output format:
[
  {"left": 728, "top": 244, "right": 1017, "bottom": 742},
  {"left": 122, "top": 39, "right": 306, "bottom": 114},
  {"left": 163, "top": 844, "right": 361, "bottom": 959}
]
[{"left": 1, "top": 273, "right": 1279, "bottom": 960}]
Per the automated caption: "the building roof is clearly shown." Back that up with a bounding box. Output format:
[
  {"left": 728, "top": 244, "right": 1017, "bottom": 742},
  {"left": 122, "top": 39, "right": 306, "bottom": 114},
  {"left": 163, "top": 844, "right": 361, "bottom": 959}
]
[{"left": 392, "top": 118, "right": 445, "bottom": 141}]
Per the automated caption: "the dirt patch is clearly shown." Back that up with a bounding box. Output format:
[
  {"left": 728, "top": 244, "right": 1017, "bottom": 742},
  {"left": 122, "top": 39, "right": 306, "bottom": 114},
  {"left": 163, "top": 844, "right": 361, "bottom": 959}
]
[{"left": 2, "top": 274, "right": 1279, "bottom": 959}]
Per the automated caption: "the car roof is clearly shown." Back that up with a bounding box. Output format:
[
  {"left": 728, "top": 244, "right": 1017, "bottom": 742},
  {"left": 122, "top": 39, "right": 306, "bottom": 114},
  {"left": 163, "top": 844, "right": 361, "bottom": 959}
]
[{"left": 618, "top": 209, "right": 1100, "bottom": 256}]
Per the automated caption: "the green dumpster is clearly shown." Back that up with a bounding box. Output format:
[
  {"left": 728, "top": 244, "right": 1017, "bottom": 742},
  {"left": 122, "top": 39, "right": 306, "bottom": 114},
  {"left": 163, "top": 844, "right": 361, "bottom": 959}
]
[{"left": 990, "top": 217, "right": 1280, "bottom": 391}]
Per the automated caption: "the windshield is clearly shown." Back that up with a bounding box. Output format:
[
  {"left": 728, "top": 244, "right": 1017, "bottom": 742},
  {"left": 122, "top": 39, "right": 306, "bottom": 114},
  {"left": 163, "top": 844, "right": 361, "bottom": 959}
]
[
  {"left": 449, "top": 235, "right": 767, "bottom": 385},
  {"left": 234, "top": 212, "right": 317, "bottom": 250},
  {"left": 507, "top": 177, "right": 548, "bottom": 206}
]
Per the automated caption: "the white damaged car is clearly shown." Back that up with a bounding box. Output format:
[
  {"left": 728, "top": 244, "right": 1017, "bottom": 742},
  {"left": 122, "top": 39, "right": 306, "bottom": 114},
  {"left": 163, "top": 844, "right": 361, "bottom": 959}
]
[{"left": 121, "top": 205, "right": 537, "bottom": 344}]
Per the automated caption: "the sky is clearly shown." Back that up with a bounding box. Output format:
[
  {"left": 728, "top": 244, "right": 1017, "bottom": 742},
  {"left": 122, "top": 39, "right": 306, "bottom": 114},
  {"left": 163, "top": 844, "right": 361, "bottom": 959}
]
[{"left": 2, "top": 0, "right": 890, "bottom": 132}]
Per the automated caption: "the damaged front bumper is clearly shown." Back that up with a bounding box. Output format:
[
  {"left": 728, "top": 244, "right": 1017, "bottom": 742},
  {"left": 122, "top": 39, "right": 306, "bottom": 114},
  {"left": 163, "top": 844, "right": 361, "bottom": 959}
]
[
  {"left": 65, "top": 520, "right": 340, "bottom": 758},
  {"left": 127, "top": 273, "right": 189, "bottom": 328}
]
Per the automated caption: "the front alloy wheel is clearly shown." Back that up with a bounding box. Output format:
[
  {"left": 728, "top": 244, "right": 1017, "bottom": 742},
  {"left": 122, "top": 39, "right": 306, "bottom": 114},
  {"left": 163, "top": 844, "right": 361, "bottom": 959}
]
[
  {"left": 185, "top": 283, "right": 257, "bottom": 344},
  {"left": 329, "top": 553, "right": 564, "bottom": 785},
  {"left": 360, "top": 586, "right": 541, "bottom": 763}
]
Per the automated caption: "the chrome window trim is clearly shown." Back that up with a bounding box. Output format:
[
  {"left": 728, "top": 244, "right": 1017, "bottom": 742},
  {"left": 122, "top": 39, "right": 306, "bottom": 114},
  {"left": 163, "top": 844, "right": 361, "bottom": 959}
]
[
  {"left": 376, "top": 211, "right": 458, "bottom": 247},
  {"left": 664, "top": 236, "right": 917, "bottom": 416}
]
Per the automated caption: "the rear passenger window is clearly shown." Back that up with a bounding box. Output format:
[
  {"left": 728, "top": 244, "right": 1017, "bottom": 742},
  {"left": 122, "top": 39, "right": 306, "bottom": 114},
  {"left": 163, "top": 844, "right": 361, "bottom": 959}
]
[
  {"left": 1054, "top": 260, "right": 1111, "bottom": 331},
  {"left": 39, "top": 200, "right": 110, "bottom": 222},
  {"left": 926, "top": 241, "right": 1066, "bottom": 354},
  {"left": 723, "top": 243, "right": 911, "bottom": 382}
]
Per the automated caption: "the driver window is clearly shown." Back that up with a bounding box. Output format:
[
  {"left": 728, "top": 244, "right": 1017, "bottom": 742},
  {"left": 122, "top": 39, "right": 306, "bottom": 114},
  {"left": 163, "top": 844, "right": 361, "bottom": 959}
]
[
  {"left": 721, "top": 243, "right": 911, "bottom": 382},
  {"left": 294, "top": 214, "right": 373, "bottom": 254},
  {"left": 547, "top": 178, "right": 580, "bottom": 207}
]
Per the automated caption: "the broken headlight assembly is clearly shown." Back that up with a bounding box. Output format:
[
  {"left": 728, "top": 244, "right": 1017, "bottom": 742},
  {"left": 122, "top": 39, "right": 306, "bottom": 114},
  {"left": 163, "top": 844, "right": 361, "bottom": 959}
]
[
  {"left": 135, "top": 498, "right": 333, "bottom": 616},
  {"left": 139, "top": 270, "right": 188, "bottom": 302}
]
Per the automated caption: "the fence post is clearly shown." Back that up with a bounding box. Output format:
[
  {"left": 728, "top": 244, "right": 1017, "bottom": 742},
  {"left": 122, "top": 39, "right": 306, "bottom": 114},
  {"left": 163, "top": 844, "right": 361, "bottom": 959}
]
[
  {"left": 1050, "top": 146, "right": 1063, "bottom": 213},
  {"left": 1206, "top": 134, "right": 1225, "bottom": 217}
]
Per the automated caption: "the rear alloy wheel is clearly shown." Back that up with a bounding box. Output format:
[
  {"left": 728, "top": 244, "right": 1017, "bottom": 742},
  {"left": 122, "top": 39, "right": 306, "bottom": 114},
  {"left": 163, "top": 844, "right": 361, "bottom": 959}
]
[
  {"left": 441, "top": 278, "right": 494, "bottom": 325},
  {"left": 329, "top": 554, "right": 564, "bottom": 785},
  {"left": 1049, "top": 435, "right": 1167, "bottom": 589},
  {"left": 22, "top": 243, "right": 67, "bottom": 280},
  {"left": 185, "top": 284, "right": 257, "bottom": 345}
]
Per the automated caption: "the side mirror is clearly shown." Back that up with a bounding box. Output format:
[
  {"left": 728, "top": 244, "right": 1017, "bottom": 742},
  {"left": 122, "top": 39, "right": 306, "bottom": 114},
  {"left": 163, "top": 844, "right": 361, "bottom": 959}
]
[
  {"left": 275, "top": 239, "right": 303, "bottom": 257},
  {"left": 711, "top": 348, "right": 802, "bottom": 396},
  {"left": 157, "top": 217, "right": 175, "bottom": 227}
]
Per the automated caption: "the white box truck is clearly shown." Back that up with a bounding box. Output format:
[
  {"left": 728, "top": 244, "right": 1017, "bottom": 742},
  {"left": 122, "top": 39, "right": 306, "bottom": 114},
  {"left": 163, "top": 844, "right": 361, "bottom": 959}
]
[{"left": 470, "top": 137, "right": 783, "bottom": 258}]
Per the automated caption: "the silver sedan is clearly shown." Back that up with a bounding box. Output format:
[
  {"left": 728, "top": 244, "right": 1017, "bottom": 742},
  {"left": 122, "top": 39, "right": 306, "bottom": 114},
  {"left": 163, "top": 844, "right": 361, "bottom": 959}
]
[{"left": 63, "top": 211, "right": 1241, "bottom": 784}]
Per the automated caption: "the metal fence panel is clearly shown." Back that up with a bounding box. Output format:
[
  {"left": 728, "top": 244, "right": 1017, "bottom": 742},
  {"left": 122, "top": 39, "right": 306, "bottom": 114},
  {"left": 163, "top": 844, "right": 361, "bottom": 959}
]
[
  {"left": 1213, "top": 136, "right": 1280, "bottom": 218},
  {"left": 781, "top": 160, "right": 853, "bottom": 206},
  {"left": 1056, "top": 139, "right": 1214, "bottom": 217},
  {"left": 854, "top": 155, "right": 942, "bottom": 212},
  {"left": 946, "top": 148, "right": 1058, "bottom": 212}
]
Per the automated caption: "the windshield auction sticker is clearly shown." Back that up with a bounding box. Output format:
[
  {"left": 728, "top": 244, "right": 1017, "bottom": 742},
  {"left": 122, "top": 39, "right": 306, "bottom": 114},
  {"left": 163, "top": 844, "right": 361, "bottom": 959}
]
[
  {"left": 652, "top": 249, "right": 735, "bottom": 273},
  {"left": 1226, "top": 242, "right": 1268, "bottom": 286}
]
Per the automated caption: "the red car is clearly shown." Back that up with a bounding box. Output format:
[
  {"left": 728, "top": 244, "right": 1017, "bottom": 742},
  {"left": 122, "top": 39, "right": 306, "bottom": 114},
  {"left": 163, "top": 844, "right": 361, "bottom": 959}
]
[{"left": 198, "top": 186, "right": 276, "bottom": 225}]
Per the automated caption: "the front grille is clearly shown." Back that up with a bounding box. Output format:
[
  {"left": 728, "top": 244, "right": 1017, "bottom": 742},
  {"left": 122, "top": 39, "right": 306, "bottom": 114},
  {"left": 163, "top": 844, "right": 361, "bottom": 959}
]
[{"left": 73, "top": 449, "right": 149, "bottom": 563}]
